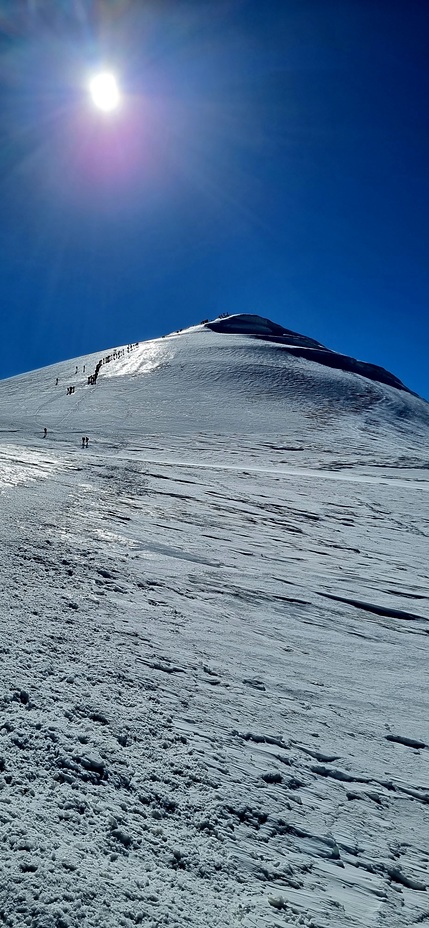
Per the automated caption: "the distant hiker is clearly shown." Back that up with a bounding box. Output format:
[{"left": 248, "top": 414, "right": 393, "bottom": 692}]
[
  {"left": 81, "top": 436, "right": 85, "bottom": 448},
  {"left": 55, "top": 377, "right": 58, "bottom": 386},
  {"left": 83, "top": 365, "right": 85, "bottom": 373},
  {"left": 43, "top": 427, "right": 47, "bottom": 438},
  {"left": 85, "top": 436, "right": 89, "bottom": 448}
]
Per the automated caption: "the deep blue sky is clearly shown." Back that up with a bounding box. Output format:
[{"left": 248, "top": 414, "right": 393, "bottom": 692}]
[{"left": 0, "top": 0, "right": 428, "bottom": 398}]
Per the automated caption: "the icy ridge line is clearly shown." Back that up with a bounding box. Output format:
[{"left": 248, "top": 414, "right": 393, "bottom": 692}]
[{"left": 206, "top": 314, "right": 413, "bottom": 395}]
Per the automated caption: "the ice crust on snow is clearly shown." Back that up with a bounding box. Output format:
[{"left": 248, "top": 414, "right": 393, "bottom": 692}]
[{"left": 0, "top": 314, "right": 428, "bottom": 928}]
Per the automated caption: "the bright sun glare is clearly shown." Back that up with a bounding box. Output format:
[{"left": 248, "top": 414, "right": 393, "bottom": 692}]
[{"left": 89, "top": 72, "right": 120, "bottom": 112}]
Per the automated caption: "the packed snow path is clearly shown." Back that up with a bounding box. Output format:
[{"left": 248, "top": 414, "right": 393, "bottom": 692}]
[{"left": 0, "top": 318, "right": 428, "bottom": 927}]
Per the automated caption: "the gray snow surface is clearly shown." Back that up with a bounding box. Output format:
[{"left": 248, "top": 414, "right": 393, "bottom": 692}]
[{"left": 0, "top": 315, "right": 428, "bottom": 928}]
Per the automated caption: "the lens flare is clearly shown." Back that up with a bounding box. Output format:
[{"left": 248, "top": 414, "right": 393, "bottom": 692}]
[{"left": 89, "top": 72, "right": 120, "bottom": 112}]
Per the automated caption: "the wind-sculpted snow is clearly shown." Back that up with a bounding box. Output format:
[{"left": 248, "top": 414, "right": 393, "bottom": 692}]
[
  {"left": 206, "top": 313, "right": 326, "bottom": 349},
  {"left": 206, "top": 314, "right": 412, "bottom": 393},
  {"left": 0, "top": 444, "right": 69, "bottom": 490},
  {"left": 0, "top": 316, "right": 428, "bottom": 927}
]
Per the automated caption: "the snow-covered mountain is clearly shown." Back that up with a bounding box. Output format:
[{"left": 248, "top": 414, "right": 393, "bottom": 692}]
[
  {"left": 1, "top": 313, "right": 428, "bottom": 449},
  {"left": 0, "top": 315, "right": 428, "bottom": 928}
]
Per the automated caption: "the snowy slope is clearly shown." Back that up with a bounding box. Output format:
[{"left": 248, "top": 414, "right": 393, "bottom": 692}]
[
  {"left": 0, "top": 316, "right": 428, "bottom": 928},
  {"left": 0, "top": 314, "right": 428, "bottom": 451}
]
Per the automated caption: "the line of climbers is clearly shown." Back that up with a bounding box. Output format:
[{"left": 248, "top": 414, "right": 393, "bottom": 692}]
[
  {"left": 87, "top": 342, "right": 140, "bottom": 386},
  {"left": 43, "top": 343, "right": 142, "bottom": 444},
  {"left": 57, "top": 342, "right": 140, "bottom": 393},
  {"left": 87, "top": 358, "right": 102, "bottom": 386}
]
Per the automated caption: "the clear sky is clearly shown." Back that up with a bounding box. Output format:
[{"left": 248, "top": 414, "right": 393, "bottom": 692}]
[{"left": 0, "top": 0, "right": 428, "bottom": 398}]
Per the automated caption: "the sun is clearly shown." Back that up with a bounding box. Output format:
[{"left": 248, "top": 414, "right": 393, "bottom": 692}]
[{"left": 89, "top": 72, "right": 120, "bottom": 112}]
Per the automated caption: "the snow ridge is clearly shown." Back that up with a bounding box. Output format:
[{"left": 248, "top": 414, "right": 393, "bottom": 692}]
[{"left": 206, "top": 314, "right": 412, "bottom": 393}]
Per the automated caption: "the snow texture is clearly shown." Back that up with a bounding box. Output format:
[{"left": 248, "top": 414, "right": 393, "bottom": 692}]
[{"left": 0, "top": 314, "right": 428, "bottom": 928}]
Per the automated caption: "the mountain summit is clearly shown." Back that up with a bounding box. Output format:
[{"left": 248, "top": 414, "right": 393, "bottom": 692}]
[
  {"left": 0, "top": 313, "right": 427, "bottom": 454},
  {"left": 206, "top": 313, "right": 412, "bottom": 393}
]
